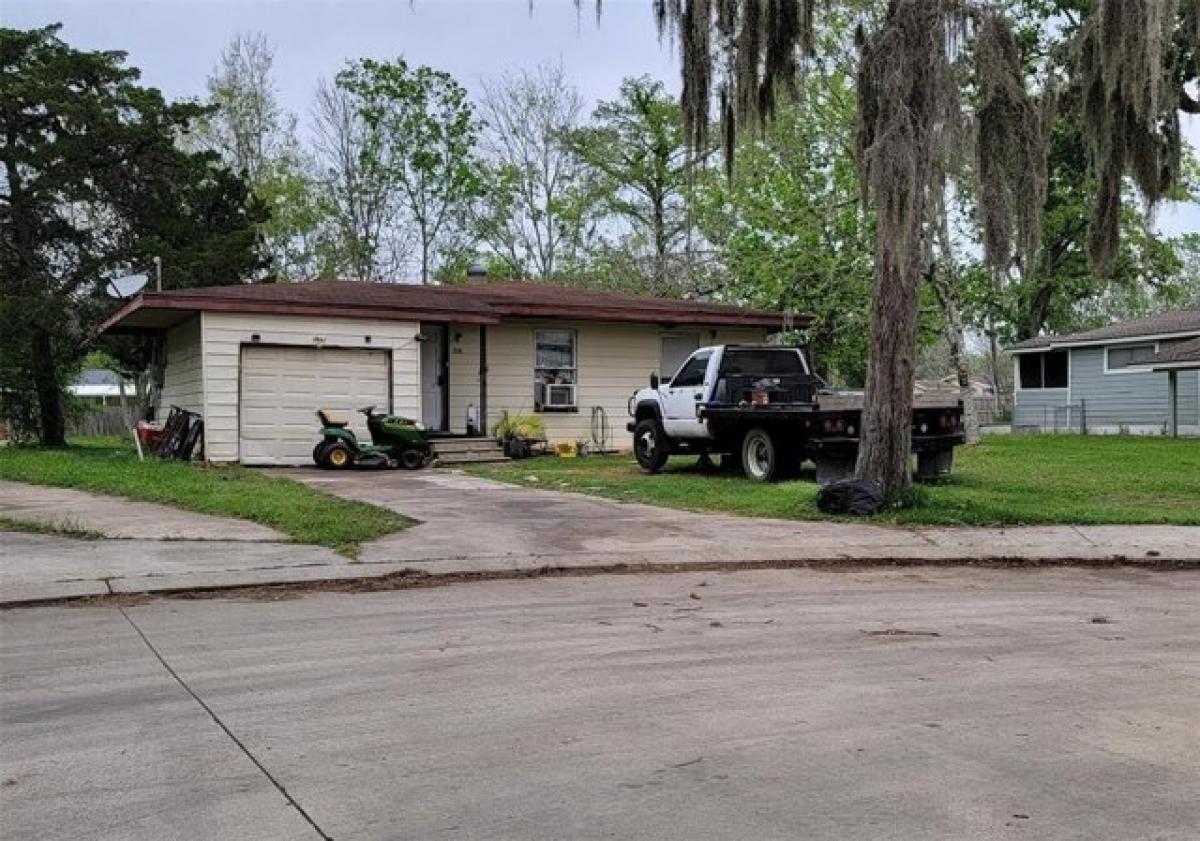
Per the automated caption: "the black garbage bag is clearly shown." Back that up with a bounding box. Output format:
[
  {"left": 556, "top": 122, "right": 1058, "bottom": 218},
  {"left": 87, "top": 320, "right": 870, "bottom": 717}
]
[{"left": 816, "top": 479, "right": 887, "bottom": 516}]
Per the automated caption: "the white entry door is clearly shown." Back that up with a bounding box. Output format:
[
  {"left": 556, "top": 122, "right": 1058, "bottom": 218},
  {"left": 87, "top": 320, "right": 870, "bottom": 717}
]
[
  {"left": 239, "top": 345, "right": 390, "bottom": 465},
  {"left": 420, "top": 325, "right": 446, "bottom": 430}
]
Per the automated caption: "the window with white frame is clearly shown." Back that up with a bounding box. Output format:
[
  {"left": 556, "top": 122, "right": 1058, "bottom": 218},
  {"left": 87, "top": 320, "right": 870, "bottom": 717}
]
[
  {"left": 534, "top": 329, "right": 577, "bottom": 411},
  {"left": 1018, "top": 350, "right": 1069, "bottom": 389},
  {"left": 1105, "top": 343, "right": 1158, "bottom": 372}
]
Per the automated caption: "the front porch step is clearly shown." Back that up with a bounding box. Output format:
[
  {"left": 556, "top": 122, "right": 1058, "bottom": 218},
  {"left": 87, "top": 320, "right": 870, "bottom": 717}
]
[
  {"left": 434, "top": 451, "right": 512, "bottom": 465},
  {"left": 430, "top": 437, "right": 510, "bottom": 465},
  {"left": 431, "top": 438, "right": 505, "bottom": 455}
]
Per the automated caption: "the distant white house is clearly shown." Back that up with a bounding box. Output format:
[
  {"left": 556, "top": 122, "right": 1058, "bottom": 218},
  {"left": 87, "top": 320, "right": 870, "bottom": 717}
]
[
  {"left": 68, "top": 369, "right": 133, "bottom": 405},
  {"left": 1008, "top": 309, "right": 1200, "bottom": 436}
]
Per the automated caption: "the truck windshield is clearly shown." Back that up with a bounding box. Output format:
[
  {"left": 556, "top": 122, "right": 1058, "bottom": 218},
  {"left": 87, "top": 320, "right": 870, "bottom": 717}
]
[{"left": 720, "top": 349, "right": 805, "bottom": 376}]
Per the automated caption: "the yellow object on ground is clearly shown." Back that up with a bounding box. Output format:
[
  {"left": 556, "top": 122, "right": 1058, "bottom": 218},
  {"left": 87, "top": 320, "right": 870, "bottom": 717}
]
[{"left": 555, "top": 441, "right": 578, "bottom": 458}]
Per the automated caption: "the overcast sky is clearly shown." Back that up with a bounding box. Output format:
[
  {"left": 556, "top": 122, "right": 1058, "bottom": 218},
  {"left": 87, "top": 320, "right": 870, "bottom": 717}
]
[{"left": 5, "top": 0, "right": 1198, "bottom": 235}]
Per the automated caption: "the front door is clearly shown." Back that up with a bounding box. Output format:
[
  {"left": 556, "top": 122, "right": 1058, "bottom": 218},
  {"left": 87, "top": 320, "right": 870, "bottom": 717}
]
[
  {"left": 420, "top": 325, "right": 447, "bottom": 430},
  {"left": 662, "top": 349, "right": 712, "bottom": 438}
]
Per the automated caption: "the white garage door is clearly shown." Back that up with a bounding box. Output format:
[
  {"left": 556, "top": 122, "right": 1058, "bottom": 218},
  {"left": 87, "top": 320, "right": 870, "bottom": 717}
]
[{"left": 239, "top": 345, "right": 390, "bottom": 466}]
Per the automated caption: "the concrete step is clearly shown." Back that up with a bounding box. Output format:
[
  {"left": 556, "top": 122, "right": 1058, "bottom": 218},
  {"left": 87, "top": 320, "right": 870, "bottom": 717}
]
[
  {"left": 434, "top": 451, "right": 511, "bottom": 465},
  {"left": 430, "top": 438, "right": 504, "bottom": 455}
]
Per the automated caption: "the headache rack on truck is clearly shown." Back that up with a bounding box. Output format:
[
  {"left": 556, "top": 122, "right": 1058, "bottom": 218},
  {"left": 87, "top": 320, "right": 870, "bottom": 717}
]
[
  {"left": 712, "top": 373, "right": 817, "bottom": 406},
  {"left": 710, "top": 345, "right": 819, "bottom": 407}
]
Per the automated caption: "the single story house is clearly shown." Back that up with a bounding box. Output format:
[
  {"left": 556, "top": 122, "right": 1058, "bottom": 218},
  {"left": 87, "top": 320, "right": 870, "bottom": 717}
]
[
  {"left": 100, "top": 280, "right": 795, "bottom": 465},
  {"left": 1008, "top": 308, "right": 1200, "bottom": 435},
  {"left": 68, "top": 368, "right": 134, "bottom": 405}
]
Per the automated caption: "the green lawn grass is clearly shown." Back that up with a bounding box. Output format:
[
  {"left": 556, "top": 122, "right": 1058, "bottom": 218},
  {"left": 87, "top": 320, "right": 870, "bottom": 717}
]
[
  {"left": 462, "top": 435, "right": 1200, "bottom": 526},
  {"left": 0, "top": 438, "right": 412, "bottom": 553}
]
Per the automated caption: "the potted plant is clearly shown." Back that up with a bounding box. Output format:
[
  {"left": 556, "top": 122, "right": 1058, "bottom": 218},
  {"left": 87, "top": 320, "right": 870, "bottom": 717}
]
[{"left": 492, "top": 410, "right": 546, "bottom": 459}]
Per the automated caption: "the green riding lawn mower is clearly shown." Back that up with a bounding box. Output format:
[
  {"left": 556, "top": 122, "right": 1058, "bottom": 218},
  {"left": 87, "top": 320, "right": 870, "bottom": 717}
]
[{"left": 313, "top": 406, "right": 432, "bottom": 470}]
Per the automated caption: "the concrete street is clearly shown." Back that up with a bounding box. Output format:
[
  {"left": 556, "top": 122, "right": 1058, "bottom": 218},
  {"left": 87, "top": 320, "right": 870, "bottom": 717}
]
[{"left": 3, "top": 566, "right": 1198, "bottom": 840}]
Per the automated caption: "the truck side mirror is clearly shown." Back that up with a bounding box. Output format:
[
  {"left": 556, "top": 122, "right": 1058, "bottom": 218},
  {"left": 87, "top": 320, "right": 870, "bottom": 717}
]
[{"left": 650, "top": 373, "right": 660, "bottom": 390}]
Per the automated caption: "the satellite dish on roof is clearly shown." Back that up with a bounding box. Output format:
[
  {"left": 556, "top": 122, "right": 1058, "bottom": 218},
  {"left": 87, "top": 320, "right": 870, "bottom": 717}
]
[{"left": 106, "top": 273, "right": 149, "bottom": 299}]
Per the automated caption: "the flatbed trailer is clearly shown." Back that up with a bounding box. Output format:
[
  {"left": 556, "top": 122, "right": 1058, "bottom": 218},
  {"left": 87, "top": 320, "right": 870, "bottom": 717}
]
[{"left": 696, "top": 400, "right": 965, "bottom": 483}]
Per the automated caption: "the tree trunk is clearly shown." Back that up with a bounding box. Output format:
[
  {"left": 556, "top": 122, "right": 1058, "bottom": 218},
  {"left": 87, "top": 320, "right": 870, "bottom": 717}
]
[
  {"left": 930, "top": 182, "right": 979, "bottom": 444},
  {"left": 30, "top": 327, "right": 66, "bottom": 446},
  {"left": 854, "top": 237, "right": 922, "bottom": 495},
  {"left": 941, "top": 291, "right": 980, "bottom": 444}
]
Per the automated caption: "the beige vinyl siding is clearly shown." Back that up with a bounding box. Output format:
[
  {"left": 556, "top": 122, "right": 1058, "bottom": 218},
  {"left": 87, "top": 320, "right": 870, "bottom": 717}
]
[
  {"left": 199, "top": 312, "right": 420, "bottom": 462},
  {"left": 160, "top": 317, "right": 204, "bottom": 416},
  {"left": 471, "top": 322, "right": 768, "bottom": 446}
]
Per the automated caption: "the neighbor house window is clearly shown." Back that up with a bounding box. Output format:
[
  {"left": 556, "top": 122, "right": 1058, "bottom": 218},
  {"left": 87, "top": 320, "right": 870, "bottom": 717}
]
[
  {"left": 534, "top": 330, "right": 577, "bottom": 411},
  {"left": 1019, "top": 350, "right": 1068, "bottom": 389},
  {"left": 1105, "top": 343, "right": 1158, "bottom": 373}
]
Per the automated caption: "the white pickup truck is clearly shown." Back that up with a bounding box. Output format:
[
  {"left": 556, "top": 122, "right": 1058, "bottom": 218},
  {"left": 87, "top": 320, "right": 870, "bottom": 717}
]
[{"left": 626, "top": 344, "right": 964, "bottom": 483}]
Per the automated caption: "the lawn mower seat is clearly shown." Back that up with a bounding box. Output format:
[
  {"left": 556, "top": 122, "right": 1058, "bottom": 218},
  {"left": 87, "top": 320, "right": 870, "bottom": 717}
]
[{"left": 317, "top": 409, "right": 349, "bottom": 428}]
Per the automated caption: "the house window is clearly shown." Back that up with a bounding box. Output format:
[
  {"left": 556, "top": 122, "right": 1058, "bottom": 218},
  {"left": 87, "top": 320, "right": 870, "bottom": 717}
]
[
  {"left": 534, "top": 329, "right": 577, "bottom": 411},
  {"left": 1019, "top": 350, "right": 1068, "bottom": 389},
  {"left": 1105, "top": 343, "right": 1158, "bottom": 373}
]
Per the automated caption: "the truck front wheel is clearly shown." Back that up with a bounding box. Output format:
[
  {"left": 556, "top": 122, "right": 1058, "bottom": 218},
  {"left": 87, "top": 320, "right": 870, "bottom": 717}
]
[
  {"left": 633, "top": 418, "right": 670, "bottom": 473},
  {"left": 741, "top": 427, "right": 781, "bottom": 482}
]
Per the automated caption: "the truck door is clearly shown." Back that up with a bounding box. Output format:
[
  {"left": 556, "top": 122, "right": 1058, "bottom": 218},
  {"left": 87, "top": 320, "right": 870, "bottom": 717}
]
[{"left": 662, "top": 350, "right": 713, "bottom": 438}]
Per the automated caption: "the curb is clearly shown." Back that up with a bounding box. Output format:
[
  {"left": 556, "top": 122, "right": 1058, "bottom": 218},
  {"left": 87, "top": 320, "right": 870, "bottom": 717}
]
[{"left": 4, "top": 552, "right": 1197, "bottom": 609}]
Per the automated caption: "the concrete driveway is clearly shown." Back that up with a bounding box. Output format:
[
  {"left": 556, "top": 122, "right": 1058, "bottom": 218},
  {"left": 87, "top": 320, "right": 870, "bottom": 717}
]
[
  {"left": 3, "top": 467, "right": 1198, "bottom": 606},
  {"left": 3, "top": 566, "right": 1198, "bottom": 840},
  {"left": 290, "top": 468, "right": 1200, "bottom": 571}
]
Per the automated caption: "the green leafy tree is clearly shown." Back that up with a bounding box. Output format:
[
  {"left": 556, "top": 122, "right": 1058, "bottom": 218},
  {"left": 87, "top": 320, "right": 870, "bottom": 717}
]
[
  {"left": 1, "top": 25, "right": 265, "bottom": 443},
  {"left": 696, "top": 76, "right": 873, "bottom": 385},
  {"left": 566, "top": 76, "right": 702, "bottom": 294},
  {"left": 338, "top": 58, "right": 482, "bottom": 283}
]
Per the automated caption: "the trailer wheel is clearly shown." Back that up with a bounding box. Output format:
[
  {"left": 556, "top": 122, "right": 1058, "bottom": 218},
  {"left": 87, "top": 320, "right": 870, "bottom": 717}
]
[
  {"left": 633, "top": 418, "right": 669, "bottom": 473},
  {"left": 741, "top": 427, "right": 781, "bottom": 482}
]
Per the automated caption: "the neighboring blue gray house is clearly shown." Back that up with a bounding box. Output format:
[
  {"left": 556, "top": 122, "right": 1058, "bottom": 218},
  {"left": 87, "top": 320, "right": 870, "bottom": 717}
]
[{"left": 1008, "top": 308, "right": 1200, "bottom": 435}]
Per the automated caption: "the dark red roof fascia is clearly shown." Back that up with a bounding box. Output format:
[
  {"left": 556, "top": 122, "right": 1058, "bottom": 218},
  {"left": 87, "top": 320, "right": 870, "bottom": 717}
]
[
  {"left": 488, "top": 301, "right": 794, "bottom": 328},
  {"left": 100, "top": 282, "right": 804, "bottom": 333},
  {"left": 100, "top": 293, "right": 499, "bottom": 332}
]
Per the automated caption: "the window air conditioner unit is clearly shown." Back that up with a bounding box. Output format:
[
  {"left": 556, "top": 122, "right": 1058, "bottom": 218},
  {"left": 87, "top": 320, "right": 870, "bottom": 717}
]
[{"left": 543, "top": 383, "right": 576, "bottom": 408}]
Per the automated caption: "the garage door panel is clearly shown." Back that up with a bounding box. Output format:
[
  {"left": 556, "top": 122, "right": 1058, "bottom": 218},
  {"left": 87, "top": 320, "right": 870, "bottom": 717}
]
[{"left": 239, "top": 346, "right": 390, "bottom": 466}]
